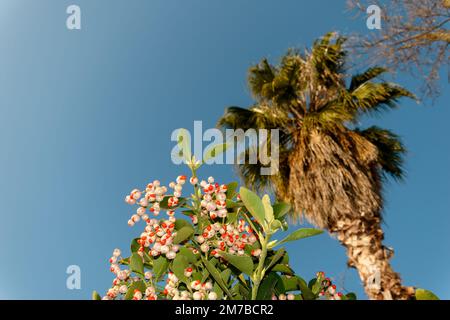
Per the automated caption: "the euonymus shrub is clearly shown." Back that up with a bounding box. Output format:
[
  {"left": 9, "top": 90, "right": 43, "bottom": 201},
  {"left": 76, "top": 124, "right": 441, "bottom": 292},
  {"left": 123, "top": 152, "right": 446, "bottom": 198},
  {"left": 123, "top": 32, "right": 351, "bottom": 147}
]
[{"left": 94, "top": 133, "right": 356, "bottom": 301}]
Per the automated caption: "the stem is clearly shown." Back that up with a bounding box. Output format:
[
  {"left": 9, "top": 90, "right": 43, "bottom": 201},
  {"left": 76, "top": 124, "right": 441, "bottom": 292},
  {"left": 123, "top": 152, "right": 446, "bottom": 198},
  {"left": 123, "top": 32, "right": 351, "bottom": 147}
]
[
  {"left": 251, "top": 235, "right": 269, "bottom": 300},
  {"left": 189, "top": 166, "right": 201, "bottom": 212}
]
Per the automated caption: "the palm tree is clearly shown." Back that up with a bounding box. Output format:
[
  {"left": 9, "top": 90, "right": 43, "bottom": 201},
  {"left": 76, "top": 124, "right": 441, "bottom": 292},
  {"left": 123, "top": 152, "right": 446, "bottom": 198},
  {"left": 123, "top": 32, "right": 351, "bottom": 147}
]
[{"left": 218, "top": 33, "right": 416, "bottom": 300}]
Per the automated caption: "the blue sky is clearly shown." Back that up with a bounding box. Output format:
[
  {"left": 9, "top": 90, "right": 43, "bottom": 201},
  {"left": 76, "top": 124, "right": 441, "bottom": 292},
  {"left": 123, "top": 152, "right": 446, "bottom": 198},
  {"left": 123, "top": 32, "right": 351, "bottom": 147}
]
[{"left": 0, "top": 0, "right": 448, "bottom": 299}]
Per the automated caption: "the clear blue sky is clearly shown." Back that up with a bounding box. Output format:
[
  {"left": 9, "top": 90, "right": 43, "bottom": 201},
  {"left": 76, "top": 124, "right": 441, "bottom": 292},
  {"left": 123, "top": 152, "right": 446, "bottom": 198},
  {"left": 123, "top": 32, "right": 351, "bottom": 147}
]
[{"left": 0, "top": 0, "right": 448, "bottom": 299}]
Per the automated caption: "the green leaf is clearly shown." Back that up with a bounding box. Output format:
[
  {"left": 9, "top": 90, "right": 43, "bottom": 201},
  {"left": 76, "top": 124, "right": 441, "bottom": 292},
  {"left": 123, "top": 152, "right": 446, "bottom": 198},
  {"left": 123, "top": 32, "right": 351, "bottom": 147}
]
[
  {"left": 173, "top": 225, "right": 194, "bottom": 244},
  {"left": 92, "top": 291, "right": 102, "bottom": 300},
  {"left": 281, "top": 275, "right": 298, "bottom": 291},
  {"left": 191, "top": 271, "right": 202, "bottom": 282},
  {"left": 203, "top": 143, "right": 229, "bottom": 163},
  {"left": 271, "top": 264, "right": 294, "bottom": 275},
  {"left": 298, "top": 277, "right": 315, "bottom": 300},
  {"left": 159, "top": 196, "right": 186, "bottom": 209},
  {"left": 226, "top": 209, "right": 239, "bottom": 224},
  {"left": 274, "top": 275, "right": 287, "bottom": 295},
  {"left": 179, "top": 247, "right": 198, "bottom": 264},
  {"left": 272, "top": 202, "right": 291, "bottom": 219},
  {"left": 172, "top": 254, "right": 189, "bottom": 284},
  {"left": 143, "top": 251, "right": 153, "bottom": 265},
  {"left": 226, "top": 182, "right": 239, "bottom": 199},
  {"left": 225, "top": 199, "right": 243, "bottom": 209},
  {"left": 280, "top": 252, "right": 289, "bottom": 264},
  {"left": 280, "top": 275, "right": 315, "bottom": 299},
  {"left": 244, "top": 242, "right": 261, "bottom": 256},
  {"left": 201, "top": 268, "right": 210, "bottom": 283},
  {"left": 177, "top": 128, "right": 192, "bottom": 162},
  {"left": 345, "top": 292, "right": 357, "bottom": 300},
  {"left": 415, "top": 288, "right": 439, "bottom": 300},
  {"left": 257, "top": 272, "right": 281, "bottom": 300},
  {"left": 239, "top": 187, "right": 265, "bottom": 226},
  {"left": 130, "top": 253, "right": 144, "bottom": 276},
  {"left": 124, "top": 281, "right": 146, "bottom": 300},
  {"left": 262, "top": 194, "right": 274, "bottom": 223},
  {"left": 153, "top": 256, "right": 169, "bottom": 281},
  {"left": 220, "top": 252, "right": 254, "bottom": 276},
  {"left": 310, "top": 278, "right": 322, "bottom": 295},
  {"left": 276, "top": 228, "right": 323, "bottom": 247},
  {"left": 266, "top": 248, "right": 286, "bottom": 271},
  {"left": 203, "top": 259, "right": 234, "bottom": 299},
  {"left": 174, "top": 218, "right": 191, "bottom": 230},
  {"left": 130, "top": 238, "right": 141, "bottom": 253},
  {"left": 213, "top": 268, "right": 233, "bottom": 299},
  {"left": 221, "top": 268, "right": 232, "bottom": 284},
  {"left": 270, "top": 220, "right": 283, "bottom": 231},
  {"left": 181, "top": 210, "right": 195, "bottom": 217}
]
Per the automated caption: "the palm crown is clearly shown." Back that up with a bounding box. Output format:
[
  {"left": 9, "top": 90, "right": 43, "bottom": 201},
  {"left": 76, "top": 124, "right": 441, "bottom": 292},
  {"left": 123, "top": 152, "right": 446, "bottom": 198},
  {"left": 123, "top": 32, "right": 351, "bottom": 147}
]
[
  {"left": 218, "top": 33, "right": 413, "bottom": 227},
  {"left": 217, "top": 33, "right": 417, "bottom": 300}
]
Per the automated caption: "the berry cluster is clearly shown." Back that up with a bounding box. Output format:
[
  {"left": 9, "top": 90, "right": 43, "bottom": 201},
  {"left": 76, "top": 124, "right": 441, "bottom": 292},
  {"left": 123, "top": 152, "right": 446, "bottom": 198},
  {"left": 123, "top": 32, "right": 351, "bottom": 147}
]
[
  {"left": 138, "top": 218, "right": 179, "bottom": 260},
  {"left": 163, "top": 273, "right": 218, "bottom": 300},
  {"left": 125, "top": 175, "right": 187, "bottom": 226},
  {"left": 104, "top": 248, "right": 158, "bottom": 300},
  {"left": 316, "top": 271, "right": 344, "bottom": 300},
  {"left": 197, "top": 176, "right": 229, "bottom": 220},
  {"left": 196, "top": 220, "right": 258, "bottom": 258}
]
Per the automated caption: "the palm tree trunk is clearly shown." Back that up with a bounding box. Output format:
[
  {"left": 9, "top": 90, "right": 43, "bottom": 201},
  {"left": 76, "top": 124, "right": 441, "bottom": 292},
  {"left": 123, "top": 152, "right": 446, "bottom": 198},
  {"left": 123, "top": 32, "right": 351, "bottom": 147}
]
[{"left": 331, "top": 216, "right": 415, "bottom": 300}]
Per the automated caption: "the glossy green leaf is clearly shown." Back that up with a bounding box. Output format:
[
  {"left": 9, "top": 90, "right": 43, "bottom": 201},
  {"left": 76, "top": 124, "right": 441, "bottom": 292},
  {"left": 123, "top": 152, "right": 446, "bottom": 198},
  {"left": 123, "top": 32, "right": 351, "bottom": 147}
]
[
  {"left": 130, "top": 252, "right": 144, "bottom": 276},
  {"left": 153, "top": 256, "right": 169, "bottom": 281},
  {"left": 345, "top": 292, "right": 357, "bottom": 300},
  {"left": 415, "top": 288, "right": 439, "bottom": 300},
  {"left": 125, "top": 281, "right": 146, "bottom": 300},
  {"left": 262, "top": 194, "right": 274, "bottom": 223},
  {"left": 226, "top": 182, "right": 239, "bottom": 199},
  {"left": 257, "top": 272, "right": 281, "bottom": 300},
  {"left": 271, "top": 264, "right": 294, "bottom": 275},
  {"left": 172, "top": 254, "right": 189, "bottom": 284},
  {"left": 220, "top": 252, "right": 254, "bottom": 276},
  {"left": 174, "top": 218, "right": 191, "bottom": 230},
  {"left": 203, "top": 259, "right": 234, "bottom": 299},
  {"left": 213, "top": 268, "right": 232, "bottom": 299},
  {"left": 266, "top": 248, "right": 286, "bottom": 271},
  {"left": 226, "top": 210, "right": 239, "bottom": 224},
  {"left": 276, "top": 228, "right": 323, "bottom": 247},
  {"left": 159, "top": 196, "right": 186, "bottom": 209},
  {"left": 239, "top": 187, "right": 265, "bottom": 226},
  {"left": 178, "top": 247, "right": 198, "bottom": 264},
  {"left": 270, "top": 220, "right": 283, "bottom": 231},
  {"left": 272, "top": 202, "right": 291, "bottom": 219},
  {"left": 92, "top": 291, "right": 102, "bottom": 300},
  {"left": 130, "top": 238, "right": 141, "bottom": 253},
  {"left": 173, "top": 225, "right": 194, "bottom": 244},
  {"left": 225, "top": 199, "right": 243, "bottom": 209}
]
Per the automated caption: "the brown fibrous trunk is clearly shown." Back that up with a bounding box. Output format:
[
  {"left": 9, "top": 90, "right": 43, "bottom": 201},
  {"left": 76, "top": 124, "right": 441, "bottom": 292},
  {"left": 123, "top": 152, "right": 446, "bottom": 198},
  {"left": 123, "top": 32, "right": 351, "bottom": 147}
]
[
  {"left": 331, "top": 215, "right": 415, "bottom": 300},
  {"left": 284, "top": 128, "right": 415, "bottom": 300}
]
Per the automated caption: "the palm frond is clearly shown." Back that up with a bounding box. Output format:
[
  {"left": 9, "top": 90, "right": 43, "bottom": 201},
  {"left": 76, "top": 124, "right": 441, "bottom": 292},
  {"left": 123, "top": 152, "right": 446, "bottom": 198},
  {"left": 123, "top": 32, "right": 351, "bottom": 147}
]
[
  {"left": 349, "top": 82, "right": 415, "bottom": 116},
  {"left": 311, "top": 33, "right": 347, "bottom": 88},
  {"left": 217, "top": 105, "right": 293, "bottom": 131},
  {"left": 237, "top": 143, "right": 291, "bottom": 196},
  {"left": 217, "top": 106, "right": 256, "bottom": 130},
  {"left": 248, "top": 59, "right": 276, "bottom": 100},
  {"left": 356, "top": 126, "right": 406, "bottom": 180},
  {"left": 349, "top": 67, "right": 388, "bottom": 91}
]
